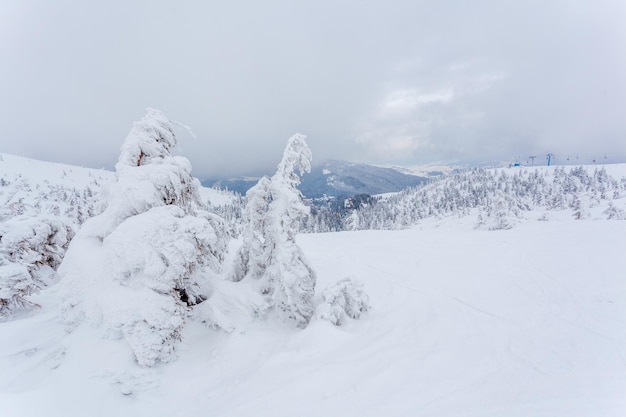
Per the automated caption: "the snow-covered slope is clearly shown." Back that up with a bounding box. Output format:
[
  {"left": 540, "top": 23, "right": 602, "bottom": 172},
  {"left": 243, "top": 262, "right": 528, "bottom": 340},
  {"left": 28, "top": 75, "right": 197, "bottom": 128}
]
[
  {"left": 0, "top": 152, "right": 238, "bottom": 220},
  {"left": 1, "top": 216, "right": 625, "bottom": 416},
  {"left": 346, "top": 164, "right": 626, "bottom": 231},
  {"left": 0, "top": 153, "right": 113, "bottom": 222},
  {"left": 0, "top": 153, "right": 113, "bottom": 187},
  {"left": 1, "top": 157, "right": 626, "bottom": 416}
]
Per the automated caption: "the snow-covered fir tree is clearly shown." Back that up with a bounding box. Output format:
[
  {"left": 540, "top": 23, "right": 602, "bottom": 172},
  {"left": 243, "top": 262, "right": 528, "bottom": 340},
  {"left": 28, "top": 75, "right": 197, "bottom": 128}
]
[
  {"left": 264, "top": 134, "right": 316, "bottom": 327},
  {"left": 230, "top": 176, "right": 271, "bottom": 282},
  {"left": 344, "top": 209, "right": 361, "bottom": 231},
  {"left": 232, "top": 134, "right": 316, "bottom": 328},
  {"left": 604, "top": 202, "right": 626, "bottom": 220},
  {"left": 60, "top": 108, "right": 228, "bottom": 366}
]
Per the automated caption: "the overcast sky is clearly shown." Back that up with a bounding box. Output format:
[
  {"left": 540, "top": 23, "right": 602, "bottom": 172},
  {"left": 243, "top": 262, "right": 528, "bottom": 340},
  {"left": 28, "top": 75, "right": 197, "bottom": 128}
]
[{"left": 1, "top": 0, "right": 625, "bottom": 178}]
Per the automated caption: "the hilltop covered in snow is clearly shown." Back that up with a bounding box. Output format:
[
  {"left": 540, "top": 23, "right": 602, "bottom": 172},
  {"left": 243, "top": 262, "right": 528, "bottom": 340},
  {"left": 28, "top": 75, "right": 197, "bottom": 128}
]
[
  {"left": 0, "top": 152, "right": 238, "bottom": 225},
  {"left": 306, "top": 163, "right": 626, "bottom": 232}
]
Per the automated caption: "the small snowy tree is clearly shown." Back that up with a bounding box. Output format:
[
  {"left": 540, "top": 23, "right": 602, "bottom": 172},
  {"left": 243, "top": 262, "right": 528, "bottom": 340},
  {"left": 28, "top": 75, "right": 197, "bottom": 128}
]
[
  {"left": 230, "top": 176, "right": 271, "bottom": 282},
  {"left": 604, "top": 202, "right": 625, "bottom": 220},
  {"left": 317, "top": 278, "right": 370, "bottom": 326},
  {"left": 60, "top": 109, "right": 228, "bottom": 366},
  {"left": 344, "top": 209, "right": 361, "bottom": 231},
  {"left": 571, "top": 195, "right": 589, "bottom": 220}
]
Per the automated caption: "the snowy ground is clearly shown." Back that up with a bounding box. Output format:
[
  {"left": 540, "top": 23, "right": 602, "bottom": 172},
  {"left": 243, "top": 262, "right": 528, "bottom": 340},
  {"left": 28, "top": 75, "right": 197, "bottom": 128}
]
[
  {"left": 1, "top": 212, "right": 625, "bottom": 416},
  {"left": 0, "top": 152, "right": 114, "bottom": 187}
]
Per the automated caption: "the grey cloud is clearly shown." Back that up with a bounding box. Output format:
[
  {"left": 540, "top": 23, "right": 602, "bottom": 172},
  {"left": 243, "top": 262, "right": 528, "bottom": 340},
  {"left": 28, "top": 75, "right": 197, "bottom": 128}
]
[{"left": 1, "top": 0, "right": 625, "bottom": 177}]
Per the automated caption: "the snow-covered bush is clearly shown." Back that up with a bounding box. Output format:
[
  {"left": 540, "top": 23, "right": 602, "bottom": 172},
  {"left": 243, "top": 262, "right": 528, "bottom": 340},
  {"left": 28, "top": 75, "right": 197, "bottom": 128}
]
[
  {"left": 604, "top": 202, "right": 625, "bottom": 220},
  {"left": 0, "top": 215, "right": 74, "bottom": 319},
  {"left": 0, "top": 215, "right": 74, "bottom": 274},
  {"left": 0, "top": 263, "right": 34, "bottom": 318},
  {"left": 60, "top": 108, "right": 228, "bottom": 366},
  {"left": 232, "top": 134, "right": 316, "bottom": 328},
  {"left": 537, "top": 212, "right": 550, "bottom": 221},
  {"left": 317, "top": 278, "right": 370, "bottom": 326}
]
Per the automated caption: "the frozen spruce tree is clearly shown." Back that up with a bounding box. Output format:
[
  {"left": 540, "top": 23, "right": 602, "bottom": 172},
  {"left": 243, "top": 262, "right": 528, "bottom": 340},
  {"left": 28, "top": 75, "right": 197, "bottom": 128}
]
[
  {"left": 230, "top": 176, "right": 271, "bottom": 282},
  {"left": 60, "top": 109, "right": 228, "bottom": 367},
  {"left": 264, "top": 134, "right": 316, "bottom": 327},
  {"left": 262, "top": 134, "right": 316, "bottom": 327},
  {"left": 604, "top": 202, "right": 625, "bottom": 220},
  {"left": 233, "top": 134, "right": 316, "bottom": 328},
  {"left": 344, "top": 209, "right": 361, "bottom": 231}
]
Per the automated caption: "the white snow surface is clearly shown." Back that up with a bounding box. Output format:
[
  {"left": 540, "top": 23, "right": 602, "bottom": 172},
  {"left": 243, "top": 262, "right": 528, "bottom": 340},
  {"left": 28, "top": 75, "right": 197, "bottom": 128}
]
[
  {"left": 1, "top": 159, "right": 626, "bottom": 416},
  {"left": 0, "top": 153, "right": 114, "bottom": 187},
  {"left": 1, "top": 215, "right": 626, "bottom": 416}
]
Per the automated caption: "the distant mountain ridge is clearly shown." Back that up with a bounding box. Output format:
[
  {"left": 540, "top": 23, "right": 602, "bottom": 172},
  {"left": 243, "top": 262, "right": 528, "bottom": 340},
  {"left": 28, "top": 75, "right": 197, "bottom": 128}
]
[
  {"left": 203, "top": 160, "right": 428, "bottom": 198},
  {"left": 377, "top": 162, "right": 464, "bottom": 178}
]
